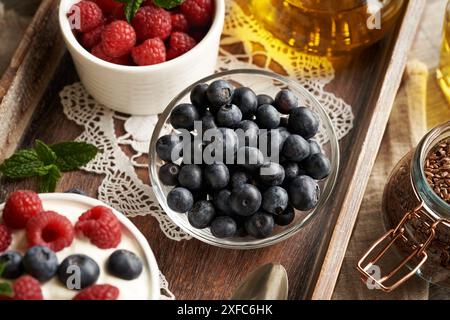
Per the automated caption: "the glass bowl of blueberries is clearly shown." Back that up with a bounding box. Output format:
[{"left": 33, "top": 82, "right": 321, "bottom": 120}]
[{"left": 149, "top": 69, "right": 339, "bottom": 249}]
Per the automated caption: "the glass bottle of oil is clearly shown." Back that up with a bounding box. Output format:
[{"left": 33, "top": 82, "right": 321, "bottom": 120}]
[
  {"left": 245, "top": 0, "right": 405, "bottom": 56},
  {"left": 437, "top": 1, "right": 450, "bottom": 105}
]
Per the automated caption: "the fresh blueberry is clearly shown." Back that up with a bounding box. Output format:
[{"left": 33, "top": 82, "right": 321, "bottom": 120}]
[
  {"left": 232, "top": 87, "right": 258, "bottom": 115},
  {"left": 210, "top": 216, "right": 237, "bottom": 238},
  {"left": 288, "top": 107, "right": 319, "bottom": 139},
  {"left": 230, "top": 184, "right": 262, "bottom": 216},
  {"left": 282, "top": 134, "right": 310, "bottom": 162},
  {"left": 262, "top": 186, "right": 288, "bottom": 214},
  {"left": 107, "top": 250, "right": 143, "bottom": 281},
  {"left": 58, "top": 254, "right": 100, "bottom": 289},
  {"left": 156, "top": 134, "right": 183, "bottom": 162},
  {"left": 256, "top": 104, "right": 281, "bottom": 129},
  {"left": 259, "top": 130, "right": 284, "bottom": 159},
  {"left": 236, "top": 147, "right": 265, "bottom": 171},
  {"left": 279, "top": 117, "right": 289, "bottom": 128},
  {"left": 257, "top": 94, "right": 274, "bottom": 106},
  {"left": 190, "top": 83, "right": 209, "bottom": 112},
  {"left": 167, "top": 187, "right": 194, "bottom": 213},
  {"left": 302, "top": 153, "right": 331, "bottom": 180},
  {"left": 236, "top": 120, "right": 259, "bottom": 148},
  {"left": 283, "top": 161, "right": 300, "bottom": 181},
  {"left": 204, "top": 163, "right": 230, "bottom": 190},
  {"left": 273, "top": 205, "right": 295, "bottom": 226},
  {"left": 206, "top": 80, "right": 234, "bottom": 108},
  {"left": 178, "top": 164, "right": 203, "bottom": 190},
  {"left": 213, "top": 189, "right": 233, "bottom": 214},
  {"left": 158, "top": 163, "right": 180, "bottom": 186},
  {"left": 230, "top": 171, "right": 252, "bottom": 190},
  {"left": 309, "top": 140, "right": 321, "bottom": 155},
  {"left": 216, "top": 104, "right": 242, "bottom": 128},
  {"left": 201, "top": 110, "right": 217, "bottom": 131},
  {"left": 289, "top": 175, "right": 320, "bottom": 211},
  {"left": 0, "top": 251, "right": 24, "bottom": 279},
  {"left": 170, "top": 103, "right": 200, "bottom": 131},
  {"left": 276, "top": 127, "right": 290, "bottom": 144},
  {"left": 188, "top": 200, "right": 216, "bottom": 229},
  {"left": 245, "top": 212, "right": 275, "bottom": 238},
  {"left": 23, "top": 246, "right": 58, "bottom": 282},
  {"left": 274, "top": 89, "right": 298, "bottom": 114},
  {"left": 204, "top": 127, "right": 238, "bottom": 162},
  {"left": 64, "top": 188, "right": 86, "bottom": 195},
  {"left": 259, "top": 162, "right": 285, "bottom": 186}
]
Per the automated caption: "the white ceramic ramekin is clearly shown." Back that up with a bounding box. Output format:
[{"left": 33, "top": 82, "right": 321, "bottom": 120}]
[{"left": 59, "top": 0, "right": 225, "bottom": 115}]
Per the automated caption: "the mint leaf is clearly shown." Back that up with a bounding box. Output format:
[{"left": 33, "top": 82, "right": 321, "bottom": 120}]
[
  {"left": 0, "top": 261, "right": 6, "bottom": 276},
  {"left": 35, "top": 140, "right": 57, "bottom": 165},
  {"left": 39, "top": 165, "right": 61, "bottom": 193},
  {"left": 0, "top": 150, "right": 43, "bottom": 179},
  {"left": 116, "top": 0, "right": 145, "bottom": 22},
  {"left": 51, "top": 142, "right": 99, "bottom": 172},
  {"left": 153, "top": 0, "right": 184, "bottom": 9},
  {"left": 0, "top": 282, "right": 12, "bottom": 297}
]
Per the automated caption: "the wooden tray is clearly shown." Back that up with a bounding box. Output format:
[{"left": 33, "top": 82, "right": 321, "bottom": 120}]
[{"left": 0, "top": 0, "right": 426, "bottom": 299}]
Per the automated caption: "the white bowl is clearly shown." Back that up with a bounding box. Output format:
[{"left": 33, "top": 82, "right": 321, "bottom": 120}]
[
  {"left": 59, "top": 0, "right": 225, "bottom": 115},
  {"left": 0, "top": 193, "right": 161, "bottom": 300}
]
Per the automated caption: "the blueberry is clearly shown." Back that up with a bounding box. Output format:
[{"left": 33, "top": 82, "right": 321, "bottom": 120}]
[
  {"left": 156, "top": 134, "right": 183, "bottom": 162},
  {"left": 259, "top": 130, "right": 284, "bottom": 159},
  {"left": 107, "top": 250, "right": 143, "bottom": 281},
  {"left": 158, "top": 163, "right": 180, "bottom": 186},
  {"left": 309, "top": 140, "right": 321, "bottom": 155},
  {"left": 170, "top": 103, "right": 200, "bottom": 131},
  {"left": 230, "top": 184, "right": 262, "bottom": 216},
  {"left": 204, "top": 163, "right": 230, "bottom": 190},
  {"left": 183, "top": 139, "right": 205, "bottom": 165},
  {"left": 259, "top": 162, "right": 285, "bottom": 186},
  {"left": 188, "top": 200, "right": 216, "bottom": 229},
  {"left": 279, "top": 117, "right": 289, "bottom": 128},
  {"left": 216, "top": 104, "right": 242, "bottom": 128},
  {"left": 232, "top": 87, "right": 258, "bottom": 115},
  {"left": 302, "top": 153, "right": 331, "bottom": 180},
  {"left": 283, "top": 161, "right": 300, "bottom": 181},
  {"left": 213, "top": 189, "right": 233, "bottom": 214},
  {"left": 210, "top": 216, "right": 237, "bottom": 238},
  {"left": 274, "top": 89, "right": 298, "bottom": 114},
  {"left": 276, "top": 127, "right": 290, "bottom": 144},
  {"left": 23, "top": 246, "right": 58, "bottom": 282},
  {"left": 289, "top": 175, "right": 320, "bottom": 211},
  {"left": 256, "top": 104, "right": 281, "bottom": 129},
  {"left": 236, "top": 147, "right": 265, "bottom": 171},
  {"left": 273, "top": 205, "right": 295, "bottom": 226},
  {"left": 206, "top": 80, "right": 234, "bottom": 108},
  {"left": 245, "top": 212, "right": 275, "bottom": 238},
  {"left": 262, "top": 186, "right": 288, "bottom": 214},
  {"left": 178, "top": 164, "right": 203, "bottom": 190},
  {"left": 204, "top": 127, "right": 238, "bottom": 162},
  {"left": 282, "top": 134, "right": 310, "bottom": 162},
  {"left": 288, "top": 107, "right": 319, "bottom": 139},
  {"left": 257, "top": 94, "right": 274, "bottom": 106},
  {"left": 167, "top": 187, "right": 194, "bottom": 213},
  {"left": 201, "top": 110, "right": 217, "bottom": 131},
  {"left": 58, "top": 254, "right": 100, "bottom": 289},
  {"left": 230, "top": 171, "right": 252, "bottom": 190},
  {"left": 0, "top": 251, "right": 24, "bottom": 279},
  {"left": 190, "top": 83, "right": 209, "bottom": 111},
  {"left": 64, "top": 188, "right": 86, "bottom": 195},
  {"left": 236, "top": 120, "right": 259, "bottom": 148}
]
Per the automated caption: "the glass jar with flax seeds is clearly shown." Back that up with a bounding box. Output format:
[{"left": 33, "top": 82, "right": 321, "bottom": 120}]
[{"left": 358, "top": 121, "right": 450, "bottom": 292}]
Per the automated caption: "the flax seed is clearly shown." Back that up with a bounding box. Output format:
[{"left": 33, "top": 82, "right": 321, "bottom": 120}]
[{"left": 424, "top": 137, "right": 450, "bottom": 204}]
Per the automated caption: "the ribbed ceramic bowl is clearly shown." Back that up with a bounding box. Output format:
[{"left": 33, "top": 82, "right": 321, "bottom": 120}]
[
  {"left": 59, "top": 0, "right": 225, "bottom": 115},
  {"left": 149, "top": 69, "right": 340, "bottom": 249}
]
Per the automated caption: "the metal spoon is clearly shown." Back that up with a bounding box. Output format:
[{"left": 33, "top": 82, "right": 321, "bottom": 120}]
[{"left": 231, "top": 263, "right": 289, "bottom": 300}]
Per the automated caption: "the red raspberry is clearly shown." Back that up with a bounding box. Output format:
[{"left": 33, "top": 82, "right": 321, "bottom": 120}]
[
  {"left": 12, "top": 276, "right": 43, "bottom": 300},
  {"left": 167, "top": 32, "right": 197, "bottom": 60},
  {"left": 75, "top": 206, "right": 122, "bottom": 249},
  {"left": 0, "top": 224, "right": 12, "bottom": 252},
  {"left": 80, "top": 24, "right": 104, "bottom": 49},
  {"left": 3, "top": 190, "right": 43, "bottom": 229},
  {"left": 93, "top": 0, "right": 123, "bottom": 14},
  {"left": 180, "top": 0, "right": 213, "bottom": 28},
  {"left": 73, "top": 284, "right": 119, "bottom": 300},
  {"left": 69, "top": 1, "right": 104, "bottom": 33},
  {"left": 132, "top": 5, "right": 172, "bottom": 42},
  {"left": 101, "top": 20, "right": 136, "bottom": 57},
  {"left": 171, "top": 13, "right": 189, "bottom": 32},
  {"left": 131, "top": 38, "right": 166, "bottom": 66},
  {"left": 26, "top": 211, "right": 74, "bottom": 252},
  {"left": 91, "top": 44, "right": 132, "bottom": 65}
]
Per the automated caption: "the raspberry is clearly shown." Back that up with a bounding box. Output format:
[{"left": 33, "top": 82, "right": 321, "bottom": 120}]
[
  {"left": 26, "top": 211, "right": 74, "bottom": 252},
  {"left": 3, "top": 190, "right": 43, "bottom": 229},
  {"left": 12, "top": 276, "right": 43, "bottom": 300},
  {"left": 132, "top": 5, "right": 172, "bottom": 41},
  {"left": 73, "top": 284, "right": 119, "bottom": 300},
  {"left": 167, "top": 32, "right": 196, "bottom": 60},
  {"left": 91, "top": 44, "right": 131, "bottom": 65},
  {"left": 180, "top": 0, "right": 213, "bottom": 28},
  {"left": 69, "top": 1, "right": 104, "bottom": 33},
  {"left": 0, "top": 224, "right": 12, "bottom": 252},
  {"left": 171, "top": 13, "right": 189, "bottom": 32},
  {"left": 75, "top": 206, "right": 122, "bottom": 249},
  {"left": 80, "top": 24, "right": 104, "bottom": 49},
  {"left": 131, "top": 38, "right": 166, "bottom": 66},
  {"left": 93, "top": 0, "right": 123, "bottom": 14},
  {"left": 101, "top": 21, "right": 136, "bottom": 57}
]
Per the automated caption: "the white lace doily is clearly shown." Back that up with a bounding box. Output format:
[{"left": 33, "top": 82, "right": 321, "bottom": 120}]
[{"left": 60, "top": 0, "right": 354, "bottom": 300}]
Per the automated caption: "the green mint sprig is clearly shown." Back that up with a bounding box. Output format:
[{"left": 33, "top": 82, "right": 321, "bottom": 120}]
[
  {"left": 0, "top": 262, "right": 13, "bottom": 297},
  {"left": 0, "top": 140, "right": 99, "bottom": 193},
  {"left": 115, "top": 0, "right": 185, "bottom": 22}
]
